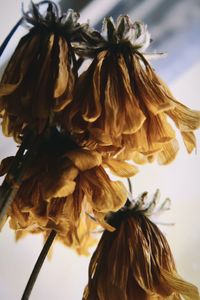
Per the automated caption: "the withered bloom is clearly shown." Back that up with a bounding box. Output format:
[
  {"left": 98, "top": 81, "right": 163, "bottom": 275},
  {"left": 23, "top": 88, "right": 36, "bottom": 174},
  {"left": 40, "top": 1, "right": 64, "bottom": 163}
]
[
  {"left": 61, "top": 15, "right": 200, "bottom": 164},
  {"left": 83, "top": 192, "right": 200, "bottom": 299},
  {"left": 0, "top": 129, "right": 137, "bottom": 253},
  {"left": 0, "top": 1, "right": 87, "bottom": 141}
]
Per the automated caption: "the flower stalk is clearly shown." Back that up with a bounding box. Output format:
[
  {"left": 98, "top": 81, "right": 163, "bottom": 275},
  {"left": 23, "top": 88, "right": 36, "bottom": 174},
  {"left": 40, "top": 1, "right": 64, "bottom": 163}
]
[
  {"left": 21, "top": 229, "right": 56, "bottom": 300},
  {"left": 0, "top": 132, "right": 34, "bottom": 223}
]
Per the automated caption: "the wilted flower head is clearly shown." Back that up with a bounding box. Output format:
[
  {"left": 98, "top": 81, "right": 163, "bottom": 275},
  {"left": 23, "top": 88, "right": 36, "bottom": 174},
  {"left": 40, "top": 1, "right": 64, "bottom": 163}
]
[
  {"left": 0, "top": 129, "right": 137, "bottom": 252},
  {"left": 83, "top": 191, "right": 200, "bottom": 299},
  {"left": 60, "top": 15, "right": 200, "bottom": 165},
  {"left": 0, "top": 1, "right": 89, "bottom": 141}
]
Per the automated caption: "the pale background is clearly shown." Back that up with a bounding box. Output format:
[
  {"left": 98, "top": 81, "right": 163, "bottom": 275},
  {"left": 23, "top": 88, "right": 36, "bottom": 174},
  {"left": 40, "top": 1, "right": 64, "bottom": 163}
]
[{"left": 0, "top": 1, "right": 200, "bottom": 299}]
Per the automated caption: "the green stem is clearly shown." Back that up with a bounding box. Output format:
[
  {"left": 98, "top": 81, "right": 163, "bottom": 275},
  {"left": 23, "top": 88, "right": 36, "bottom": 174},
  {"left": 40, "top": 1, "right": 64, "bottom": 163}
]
[{"left": 21, "top": 230, "right": 57, "bottom": 300}]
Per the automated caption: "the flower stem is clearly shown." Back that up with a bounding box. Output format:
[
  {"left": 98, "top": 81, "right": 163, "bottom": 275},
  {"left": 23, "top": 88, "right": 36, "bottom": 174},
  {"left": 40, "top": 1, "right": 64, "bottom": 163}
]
[
  {"left": 0, "top": 18, "right": 23, "bottom": 57},
  {"left": 21, "top": 230, "right": 57, "bottom": 300},
  {"left": 127, "top": 178, "right": 132, "bottom": 194},
  {"left": 0, "top": 133, "right": 42, "bottom": 223}
]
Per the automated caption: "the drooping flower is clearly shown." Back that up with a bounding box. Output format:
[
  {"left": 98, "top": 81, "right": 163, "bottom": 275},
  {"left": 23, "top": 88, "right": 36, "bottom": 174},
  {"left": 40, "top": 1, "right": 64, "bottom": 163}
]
[
  {"left": 83, "top": 191, "right": 200, "bottom": 299},
  {"left": 60, "top": 15, "right": 200, "bottom": 164},
  {"left": 0, "top": 1, "right": 87, "bottom": 141},
  {"left": 0, "top": 129, "right": 137, "bottom": 253}
]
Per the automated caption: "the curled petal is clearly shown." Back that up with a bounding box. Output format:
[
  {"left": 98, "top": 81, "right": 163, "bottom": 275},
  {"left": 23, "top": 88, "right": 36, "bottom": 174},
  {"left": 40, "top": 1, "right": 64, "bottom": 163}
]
[
  {"left": 104, "top": 54, "right": 146, "bottom": 136},
  {"left": 167, "top": 101, "right": 200, "bottom": 132},
  {"left": 53, "top": 37, "right": 75, "bottom": 111},
  {"left": 148, "top": 113, "right": 175, "bottom": 144},
  {"left": 103, "top": 158, "right": 139, "bottom": 177},
  {"left": 50, "top": 180, "right": 76, "bottom": 198},
  {"left": 84, "top": 212, "right": 199, "bottom": 299},
  {"left": 131, "top": 55, "right": 174, "bottom": 115},
  {"left": 0, "top": 156, "right": 14, "bottom": 176},
  {"left": 81, "top": 51, "right": 106, "bottom": 122},
  {"left": 181, "top": 131, "right": 196, "bottom": 153},
  {"left": 65, "top": 149, "right": 102, "bottom": 171},
  {"left": 157, "top": 139, "right": 179, "bottom": 165},
  {"left": 81, "top": 166, "right": 127, "bottom": 213}
]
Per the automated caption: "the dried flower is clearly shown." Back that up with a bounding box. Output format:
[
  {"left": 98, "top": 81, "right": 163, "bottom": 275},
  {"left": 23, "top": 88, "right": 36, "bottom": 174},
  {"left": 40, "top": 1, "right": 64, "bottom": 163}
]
[
  {"left": 60, "top": 15, "right": 200, "bottom": 164},
  {"left": 0, "top": 1, "right": 87, "bottom": 141},
  {"left": 83, "top": 192, "right": 200, "bottom": 299},
  {"left": 0, "top": 129, "right": 137, "bottom": 252}
]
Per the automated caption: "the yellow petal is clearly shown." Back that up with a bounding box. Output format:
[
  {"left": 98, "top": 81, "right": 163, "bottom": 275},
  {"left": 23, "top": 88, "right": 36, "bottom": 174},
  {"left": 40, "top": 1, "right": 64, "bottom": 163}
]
[
  {"left": 65, "top": 149, "right": 102, "bottom": 171},
  {"left": 52, "top": 180, "right": 76, "bottom": 198},
  {"left": 118, "top": 55, "right": 146, "bottom": 134},
  {"left": 181, "top": 131, "right": 196, "bottom": 153},
  {"left": 44, "top": 166, "right": 79, "bottom": 199},
  {"left": 157, "top": 139, "right": 179, "bottom": 165},
  {"left": 54, "top": 37, "right": 70, "bottom": 98},
  {"left": 132, "top": 55, "right": 174, "bottom": 115},
  {"left": 148, "top": 113, "right": 175, "bottom": 144},
  {"left": 104, "top": 54, "right": 146, "bottom": 136},
  {"left": 0, "top": 79, "right": 22, "bottom": 97},
  {"left": 53, "top": 37, "right": 75, "bottom": 111},
  {"left": 167, "top": 101, "right": 200, "bottom": 131},
  {"left": 94, "top": 211, "right": 116, "bottom": 232},
  {"left": 103, "top": 158, "right": 139, "bottom": 177},
  {"left": 82, "top": 167, "right": 127, "bottom": 214},
  {"left": 81, "top": 51, "right": 106, "bottom": 122}
]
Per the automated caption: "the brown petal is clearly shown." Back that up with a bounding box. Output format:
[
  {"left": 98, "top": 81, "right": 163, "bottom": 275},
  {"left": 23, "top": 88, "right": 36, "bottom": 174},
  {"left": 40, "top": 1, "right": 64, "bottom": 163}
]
[
  {"left": 53, "top": 37, "right": 75, "bottom": 111},
  {"left": 65, "top": 149, "right": 102, "bottom": 171},
  {"left": 81, "top": 51, "right": 107, "bottom": 122},
  {"left": 157, "top": 139, "right": 179, "bottom": 165},
  {"left": 103, "top": 158, "right": 139, "bottom": 177},
  {"left": 167, "top": 101, "right": 200, "bottom": 131},
  {"left": 181, "top": 131, "right": 197, "bottom": 153},
  {"left": 148, "top": 113, "right": 175, "bottom": 144},
  {"left": 81, "top": 167, "right": 127, "bottom": 214},
  {"left": 132, "top": 55, "right": 174, "bottom": 115}
]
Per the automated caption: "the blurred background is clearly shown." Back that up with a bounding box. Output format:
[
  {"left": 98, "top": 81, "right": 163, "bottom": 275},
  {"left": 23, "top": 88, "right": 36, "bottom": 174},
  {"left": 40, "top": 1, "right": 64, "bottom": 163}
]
[{"left": 0, "top": 0, "right": 200, "bottom": 299}]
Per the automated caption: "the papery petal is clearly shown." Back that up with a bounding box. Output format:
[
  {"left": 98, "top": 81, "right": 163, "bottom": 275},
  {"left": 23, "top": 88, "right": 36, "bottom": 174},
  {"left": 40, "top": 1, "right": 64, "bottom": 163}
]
[
  {"left": 53, "top": 37, "right": 75, "bottom": 111},
  {"left": 0, "top": 156, "right": 14, "bottom": 176},
  {"left": 44, "top": 166, "right": 78, "bottom": 198},
  {"left": 117, "top": 55, "right": 146, "bottom": 134},
  {"left": 181, "top": 131, "right": 196, "bottom": 153},
  {"left": 65, "top": 149, "right": 102, "bottom": 171},
  {"left": 81, "top": 167, "right": 127, "bottom": 213},
  {"left": 0, "top": 80, "right": 22, "bottom": 97},
  {"left": 104, "top": 54, "right": 145, "bottom": 136},
  {"left": 81, "top": 51, "right": 106, "bottom": 122},
  {"left": 51, "top": 180, "right": 76, "bottom": 198},
  {"left": 148, "top": 113, "right": 175, "bottom": 144},
  {"left": 167, "top": 101, "right": 200, "bottom": 132},
  {"left": 131, "top": 55, "right": 174, "bottom": 115},
  {"left": 157, "top": 139, "right": 179, "bottom": 165},
  {"left": 103, "top": 158, "right": 139, "bottom": 177},
  {"left": 84, "top": 212, "right": 200, "bottom": 299},
  {"left": 47, "top": 197, "right": 67, "bottom": 224},
  {"left": 123, "top": 124, "right": 161, "bottom": 155}
]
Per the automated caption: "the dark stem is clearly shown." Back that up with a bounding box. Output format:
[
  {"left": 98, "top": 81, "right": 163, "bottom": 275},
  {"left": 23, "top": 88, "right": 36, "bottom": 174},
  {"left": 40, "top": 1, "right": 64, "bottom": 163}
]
[
  {"left": 21, "top": 230, "right": 57, "bottom": 300},
  {"left": 0, "top": 135, "right": 29, "bottom": 222},
  {"left": 127, "top": 178, "right": 132, "bottom": 194},
  {"left": 0, "top": 18, "right": 23, "bottom": 57},
  {"left": 0, "top": 133, "right": 41, "bottom": 223}
]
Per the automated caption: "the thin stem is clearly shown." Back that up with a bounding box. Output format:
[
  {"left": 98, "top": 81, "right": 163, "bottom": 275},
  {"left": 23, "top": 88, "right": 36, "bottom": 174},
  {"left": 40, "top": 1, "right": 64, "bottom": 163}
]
[
  {"left": 0, "top": 133, "right": 41, "bottom": 223},
  {"left": 0, "top": 18, "right": 23, "bottom": 57},
  {"left": 0, "top": 136, "right": 29, "bottom": 222},
  {"left": 21, "top": 230, "right": 57, "bottom": 300},
  {"left": 127, "top": 178, "right": 132, "bottom": 194}
]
